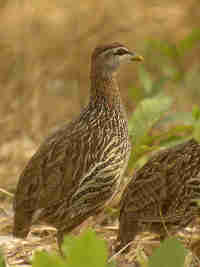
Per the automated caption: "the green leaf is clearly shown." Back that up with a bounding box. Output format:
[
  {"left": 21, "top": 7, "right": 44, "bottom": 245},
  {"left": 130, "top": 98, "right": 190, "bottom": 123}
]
[
  {"left": 178, "top": 28, "right": 200, "bottom": 56},
  {"left": 61, "top": 235, "right": 77, "bottom": 258},
  {"left": 128, "top": 86, "right": 144, "bottom": 103},
  {"left": 33, "top": 251, "right": 66, "bottom": 267},
  {"left": 129, "top": 95, "right": 172, "bottom": 140},
  {"left": 147, "top": 124, "right": 193, "bottom": 149},
  {"left": 62, "top": 229, "right": 108, "bottom": 267},
  {"left": 192, "top": 105, "right": 200, "bottom": 121},
  {"left": 139, "top": 65, "right": 153, "bottom": 94},
  {"left": 0, "top": 251, "right": 6, "bottom": 267},
  {"left": 128, "top": 94, "right": 173, "bottom": 168},
  {"left": 107, "top": 261, "right": 116, "bottom": 267},
  {"left": 193, "top": 118, "right": 200, "bottom": 143},
  {"left": 157, "top": 111, "right": 194, "bottom": 126},
  {"left": 160, "top": 42, "right": 178, "bottom": 60},
  {"left": 32, "top": 229, "right": 112, "bottom": 267},
  {"left": 148, "top": 238, "right": 187, "bottom": 267},
  {"left": 149, "top": 76, "right": 168, "bottom": 97}
]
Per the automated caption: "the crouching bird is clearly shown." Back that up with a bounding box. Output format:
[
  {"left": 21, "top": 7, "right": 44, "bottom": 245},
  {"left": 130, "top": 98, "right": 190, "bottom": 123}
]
[{"left": 118, "top": 139, "right": 200, "bottom": 251}]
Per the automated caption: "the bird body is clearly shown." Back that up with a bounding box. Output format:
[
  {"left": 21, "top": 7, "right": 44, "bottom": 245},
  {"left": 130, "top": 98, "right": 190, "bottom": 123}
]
[
  {"left": 13, "top": 43, "right": 143, "bottom": 246},
  {"left": 118, "top": 139, "right": 200, "bottom": 250}
]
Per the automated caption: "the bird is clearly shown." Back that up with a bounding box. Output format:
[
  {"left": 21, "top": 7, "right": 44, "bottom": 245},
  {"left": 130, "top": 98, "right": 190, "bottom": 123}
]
[
  {"left": 117, "top": 138, "right": 200, "bottom": 251},
  {"left": 13, "top": 42, "right": 143, "bottom": 248}
]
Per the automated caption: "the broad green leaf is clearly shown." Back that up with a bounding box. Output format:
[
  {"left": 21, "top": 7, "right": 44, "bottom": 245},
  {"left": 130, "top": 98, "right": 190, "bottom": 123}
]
[
  {"left": 129, "top": 95, "right": 172, "bottom": 140},
  {"left": 148, "top": 237, "right": 187, "bottom": 267},
  {"left": 128, "top": 94, "right": 172, "bottom": 168},
  {"left": 0, "top": 251, "right": 5, "bottom": 267},
  {"left": 62, "top": 229, "right": 108, "bottom": 267},
  {"left": 33, "top": 251, "right": 65, "bottom": 267},
  {"left": 33, "top": 229, "right": 112, "bottom": 267},
  {"left": 61, "top": 235, "right": 77, "bottom": 258}
]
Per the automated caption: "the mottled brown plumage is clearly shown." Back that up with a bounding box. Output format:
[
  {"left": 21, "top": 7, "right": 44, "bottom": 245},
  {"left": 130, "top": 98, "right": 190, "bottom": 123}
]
[
  {"left": 118, "top": 139, "right": 200, "bottom": 250},
  {"left": 13, "top": 43, "right": 143, "bottom": 247}
]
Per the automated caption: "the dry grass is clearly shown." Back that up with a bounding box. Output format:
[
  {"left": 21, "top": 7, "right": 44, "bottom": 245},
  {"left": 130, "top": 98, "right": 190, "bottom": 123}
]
[{"left": 0, "top": 201, "right": 200, "bottom": 266}]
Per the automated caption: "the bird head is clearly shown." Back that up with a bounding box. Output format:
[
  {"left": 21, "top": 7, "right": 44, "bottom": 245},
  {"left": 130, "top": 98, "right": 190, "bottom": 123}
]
[{"left": 91, "top": 42, "right": 143, "bottom": 74}]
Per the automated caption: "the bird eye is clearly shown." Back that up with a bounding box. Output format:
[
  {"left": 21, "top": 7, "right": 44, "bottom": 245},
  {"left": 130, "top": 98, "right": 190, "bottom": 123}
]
[{"left": 114, "top": 49, "right": 128, "bottom": 55}]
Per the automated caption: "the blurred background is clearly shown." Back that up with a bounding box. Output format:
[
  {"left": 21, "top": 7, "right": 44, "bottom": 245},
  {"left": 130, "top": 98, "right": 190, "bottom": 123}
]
[{"left": 0, "top": 0, "right": 200, "bottom": 191}]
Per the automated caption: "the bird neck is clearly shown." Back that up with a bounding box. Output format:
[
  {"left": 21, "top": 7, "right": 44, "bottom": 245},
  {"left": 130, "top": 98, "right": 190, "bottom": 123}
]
[{"left": 90, "top": 69, "right": 121, "bottom": 109}]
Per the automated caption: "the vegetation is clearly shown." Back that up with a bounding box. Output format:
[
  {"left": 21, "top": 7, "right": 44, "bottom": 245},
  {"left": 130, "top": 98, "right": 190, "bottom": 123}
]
[
  {"left": 0, "top": 252, "right": 5, "bottom": 267},
  {"left": 33, "top": 230, "right": 114, "bottom": 267},
  {"left": 127, "top": 28, "right": 200, "bottom": 173},
  {"left": 0, "top": 231, "right": 188, "bottom": 267},
  {"left": 31, "top": 233, "right": 189, "bottom": 267}
]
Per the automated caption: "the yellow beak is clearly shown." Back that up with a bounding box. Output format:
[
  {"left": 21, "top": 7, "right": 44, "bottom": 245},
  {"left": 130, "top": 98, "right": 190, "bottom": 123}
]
[{"left": 131, "top": 54, "right": 144, "bottom": 62}]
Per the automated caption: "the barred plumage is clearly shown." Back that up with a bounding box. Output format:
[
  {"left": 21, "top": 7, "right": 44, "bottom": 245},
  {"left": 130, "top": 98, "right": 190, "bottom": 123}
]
[
  {"left": 118, "top": 139, "right": 200, "bottom": 251},
  {"left": 13, "top": 42, "right": 143, "bottom": 247}
]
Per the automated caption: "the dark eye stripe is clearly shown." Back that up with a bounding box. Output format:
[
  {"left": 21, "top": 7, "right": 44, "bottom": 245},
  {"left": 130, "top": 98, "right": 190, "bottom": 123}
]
[{"left": 114, "top": 48, "right": 128, "bottom": 55}]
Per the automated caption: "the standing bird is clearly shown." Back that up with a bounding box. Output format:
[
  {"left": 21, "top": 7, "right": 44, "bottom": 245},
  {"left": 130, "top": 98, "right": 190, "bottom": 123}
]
[
  {"left": 13, "top": 43, "right": 143, "bottom": 247},
  {"left": 118, "top": 139, "right": 200, "bottom": 251}
]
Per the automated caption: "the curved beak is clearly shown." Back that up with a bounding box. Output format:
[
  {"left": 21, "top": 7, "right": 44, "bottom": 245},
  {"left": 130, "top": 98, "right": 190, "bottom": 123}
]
[{"left": 130, "top": 53, "right": 144, "bottom": 62}]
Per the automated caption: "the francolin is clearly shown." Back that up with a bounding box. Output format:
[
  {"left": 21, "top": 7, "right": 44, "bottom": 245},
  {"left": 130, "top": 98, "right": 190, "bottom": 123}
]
[
  {"left": 118, "top": 139, "right": 200, "bottom": 251},
  {"left": 13, "top": 43, "right": 143, "bottom": 247}
]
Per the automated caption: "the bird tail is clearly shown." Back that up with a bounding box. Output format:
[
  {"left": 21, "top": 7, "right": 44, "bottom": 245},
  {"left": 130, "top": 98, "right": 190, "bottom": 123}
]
[
  {"left": 13, "top": 195, "right": 35, "bottom": 239},
  {"left": 13, "top": 211, "right": 32, "bottom": 238}
]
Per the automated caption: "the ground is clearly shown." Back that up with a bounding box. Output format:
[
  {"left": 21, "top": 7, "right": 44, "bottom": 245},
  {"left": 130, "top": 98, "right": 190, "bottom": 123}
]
[{"left": 0, "top": 193, "right": 200, "bottom": 266}]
